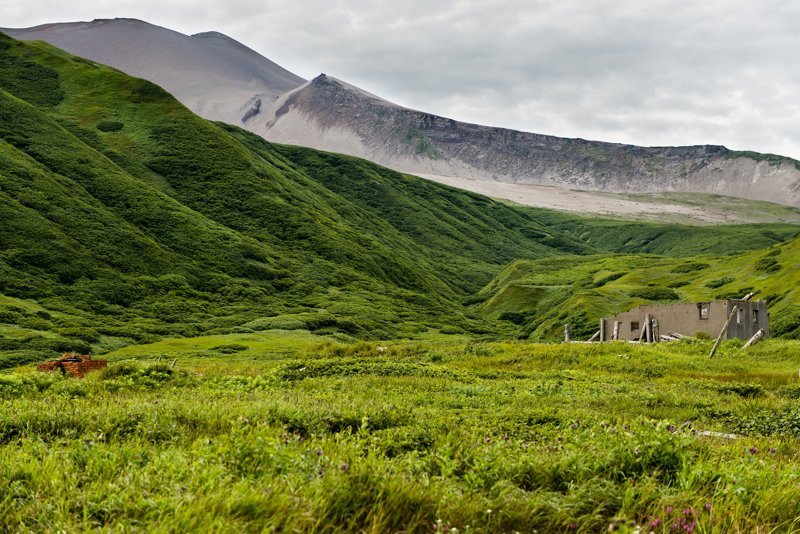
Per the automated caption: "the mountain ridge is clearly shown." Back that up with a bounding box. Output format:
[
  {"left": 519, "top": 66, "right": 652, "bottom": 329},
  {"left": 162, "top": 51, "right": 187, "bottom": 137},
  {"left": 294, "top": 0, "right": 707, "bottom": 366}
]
[
  {"left": 4, "top": 18, "right": 800, "bottom": 208},
  {"left": 252, "top": 73, "right": 800, "bottom": 206},
  {"left": 2, "top": 18, "right": 305, "bottom": 123}
]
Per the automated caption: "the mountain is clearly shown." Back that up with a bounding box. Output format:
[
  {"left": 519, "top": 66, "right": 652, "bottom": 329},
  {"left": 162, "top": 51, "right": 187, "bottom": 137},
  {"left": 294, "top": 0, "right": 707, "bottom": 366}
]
[
  {"left": 252, "top": 74, "right": 800, "bottom": 207},
  {"left": 6, "top": 19, "right": 800, "bottom": 209},
  {"left": 1, "top": 31, "right": 798, "bottom": 370},
  {"left": 2, "top": 18, "right": 305, "bottom": 123},
  {"left": 0, "top": 31, "right": 600, "bottom": 366}
]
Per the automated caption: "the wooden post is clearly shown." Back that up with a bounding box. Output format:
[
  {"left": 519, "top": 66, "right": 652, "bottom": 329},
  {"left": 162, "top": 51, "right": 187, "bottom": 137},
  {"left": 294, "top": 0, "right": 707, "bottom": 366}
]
[
  {"left": 171, "top": 358, "right": 177, "bottom": 368},
  {"left": 743, "top": 329, "right": 766, "bottom": 349},
  {"left": 564, "top": 324, "right": 570, "bottom": 343},
  {"left": 638, "top": 316, "right": 647, "bottom": 343},
  {"left": 612, "top": 321, "right": 620, "bottom": 341},
  {"left": 709, "top": 295, "right": 754, "bottom": 358},
  {"left": 709, "top": 308, "right": 738, "bottom": 359},
  {"left": 588, "top": 330, "right": 601, "bottom": 342},
  {"left": 652, "top": 319, "right": 660, "bottom": 343},
  {"left": 644, "top": 314, "right": 652, "bottom": 343}
]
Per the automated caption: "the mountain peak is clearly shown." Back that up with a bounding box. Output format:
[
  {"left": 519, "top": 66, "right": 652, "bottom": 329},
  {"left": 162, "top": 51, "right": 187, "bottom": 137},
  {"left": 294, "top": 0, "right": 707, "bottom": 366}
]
[{"left": 3, "top": 19, "right": 305, "bottom": 123}]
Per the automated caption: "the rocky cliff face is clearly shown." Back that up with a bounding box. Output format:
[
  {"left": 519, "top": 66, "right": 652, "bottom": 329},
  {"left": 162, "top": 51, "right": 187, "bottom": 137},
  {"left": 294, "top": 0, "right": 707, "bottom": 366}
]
[{"left": 251, "top": 75, "right": 800, "bottom": 207}]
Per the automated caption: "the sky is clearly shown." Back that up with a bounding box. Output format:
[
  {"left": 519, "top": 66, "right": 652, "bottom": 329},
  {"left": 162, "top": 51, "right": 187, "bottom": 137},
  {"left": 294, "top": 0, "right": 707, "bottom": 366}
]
[{"left": 3, "top": 0, "right": 800, "bottom": 159}]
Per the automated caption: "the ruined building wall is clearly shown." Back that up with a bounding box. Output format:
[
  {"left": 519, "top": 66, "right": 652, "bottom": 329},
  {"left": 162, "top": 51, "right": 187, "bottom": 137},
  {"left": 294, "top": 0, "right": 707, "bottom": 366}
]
[{"left": 600, "top": 300, "right": 769, "bottom": 341}]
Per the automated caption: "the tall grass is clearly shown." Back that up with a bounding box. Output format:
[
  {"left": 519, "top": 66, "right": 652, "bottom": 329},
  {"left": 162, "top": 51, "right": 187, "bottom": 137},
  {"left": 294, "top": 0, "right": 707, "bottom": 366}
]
[{"left": 2, "top": 338, "right": 800, "bottom": 531}]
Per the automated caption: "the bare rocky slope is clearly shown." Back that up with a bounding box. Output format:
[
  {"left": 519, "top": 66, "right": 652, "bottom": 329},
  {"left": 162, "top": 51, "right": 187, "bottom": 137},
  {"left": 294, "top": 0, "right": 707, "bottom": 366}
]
[
  {"left": 2, "top": 18, "right": 305, "bottom": 123},
  {"left": 7, "top": 19, "right": 800, "bottom": 207},
  {"left": 252, "top": 75, "right": 800, "bottom": 207}
]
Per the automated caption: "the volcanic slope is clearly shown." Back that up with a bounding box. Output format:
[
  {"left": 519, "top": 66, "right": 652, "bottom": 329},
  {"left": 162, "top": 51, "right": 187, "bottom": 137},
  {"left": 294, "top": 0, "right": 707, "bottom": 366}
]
[
  {"left": 2, "top": 18, "right": 305, "bottom": 123},
  {"left": 1, "top": 32, "right": 798, "bottom": 370},
  {"left": 7, "top": 19, "right": 800, "bottom": 208},
  {"left": 253, "top": 74, "right": 800, "bottom": 206},
  {"left": 0, "top": 32, "right": 611, "bottom": 365}
]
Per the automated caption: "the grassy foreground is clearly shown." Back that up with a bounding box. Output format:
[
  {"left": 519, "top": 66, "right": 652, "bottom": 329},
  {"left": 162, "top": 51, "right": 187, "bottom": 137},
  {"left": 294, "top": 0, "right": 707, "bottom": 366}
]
[{"left": 3, "top": 335, "right": 800, "bottom": 532}]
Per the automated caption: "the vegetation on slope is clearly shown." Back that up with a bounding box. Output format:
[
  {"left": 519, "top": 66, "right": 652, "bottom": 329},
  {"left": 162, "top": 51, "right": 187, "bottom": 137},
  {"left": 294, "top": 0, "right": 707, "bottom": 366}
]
[
  {"left": 3, "top": 337, "right": 800, "bottom": 531},
  {"left": 475, "top": 235, "right": 800, "bottom": 340},
  {"left": 0, "top": 32, "right": 603, "bottom": 367},
  {"left": 0, "top": 30, "right": 798, "bottom": 369}
]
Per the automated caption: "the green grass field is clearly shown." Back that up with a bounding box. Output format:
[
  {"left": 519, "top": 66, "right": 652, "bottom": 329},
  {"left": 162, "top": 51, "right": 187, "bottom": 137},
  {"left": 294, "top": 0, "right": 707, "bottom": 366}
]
[{"left": 3, "top": 336, "right": 800, "bottom": 532}]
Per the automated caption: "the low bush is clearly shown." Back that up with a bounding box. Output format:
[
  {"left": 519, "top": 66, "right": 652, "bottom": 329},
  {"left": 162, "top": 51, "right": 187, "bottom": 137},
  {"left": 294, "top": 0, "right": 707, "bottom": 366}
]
[
  {"left": 705, "top": 277, "right": 733, "bottom": 289},
  {"left": 96, "top": 121, "right": 124, "bottom": 132},
  {"left": 630, "top": 287, "right": 679, "bottom": 301}
]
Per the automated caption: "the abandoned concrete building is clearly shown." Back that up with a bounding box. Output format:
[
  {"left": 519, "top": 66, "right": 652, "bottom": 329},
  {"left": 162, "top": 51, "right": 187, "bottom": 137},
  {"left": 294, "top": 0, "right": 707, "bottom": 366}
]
[{"left": 600, "top": 299, "right": 769, "bottom": 342}]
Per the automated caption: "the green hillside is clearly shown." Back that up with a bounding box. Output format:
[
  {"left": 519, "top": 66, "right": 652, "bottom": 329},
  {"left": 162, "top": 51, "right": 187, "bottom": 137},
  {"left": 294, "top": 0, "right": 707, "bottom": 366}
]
[
  {"left": 0, "top": 31, "right": 798, "bottom": 369},
  {"left": 475, "top": 235, "right": 800, "bottom": 340},
  {"left": 0, "top": 32, "right": 604, "bottom": 367}
]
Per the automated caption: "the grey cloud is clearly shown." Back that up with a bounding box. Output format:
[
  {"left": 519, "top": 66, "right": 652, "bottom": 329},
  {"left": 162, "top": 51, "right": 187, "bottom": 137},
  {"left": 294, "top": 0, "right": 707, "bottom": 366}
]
[{"left": 2, "top": 0, "right": 798, "bottom": 158}]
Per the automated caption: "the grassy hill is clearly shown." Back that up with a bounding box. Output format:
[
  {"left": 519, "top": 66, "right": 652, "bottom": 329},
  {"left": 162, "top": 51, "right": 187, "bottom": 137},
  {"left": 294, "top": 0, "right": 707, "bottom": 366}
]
[
  {"left": 0, "top": 32, "right": 605, "bottom": 367},
  {"left": 0, "top": 31, "right": 798, "bottom": 369},
  {"left": 474, "top": 234, "right": 800, "bottom": 340}
]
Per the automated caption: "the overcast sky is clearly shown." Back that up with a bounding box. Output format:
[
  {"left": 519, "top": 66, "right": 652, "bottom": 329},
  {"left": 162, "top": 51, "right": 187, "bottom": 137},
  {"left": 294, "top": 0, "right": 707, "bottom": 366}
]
[{"left": 4, "top": 0, "right": 800, "bottom": 159}]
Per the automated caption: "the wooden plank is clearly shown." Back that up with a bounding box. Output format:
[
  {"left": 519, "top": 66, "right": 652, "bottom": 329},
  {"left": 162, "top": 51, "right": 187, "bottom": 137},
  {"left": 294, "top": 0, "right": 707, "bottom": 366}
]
[
  {"left": 638, "top": 316, "right": 647, "bottom": 343},
  {"left": 612, "top": 321, "right": 619, "bottom": 341},
  {"left": 564, "top": 324, "right": 570, "bottom": 343},
  {"left": 709, "top": 308, "right": 738, "bottom": 359},
  {"left": 709, "top": 294, "right": 754, "bottom": 358},
  {"left": 697, "top": 430, "right": 738, "bottom": 440},
  {"left": 588, "top": 330, "right": 601, "bottom": 342},
  {"left": 743, "top": 328, "right": 766, "bottom": 349}
]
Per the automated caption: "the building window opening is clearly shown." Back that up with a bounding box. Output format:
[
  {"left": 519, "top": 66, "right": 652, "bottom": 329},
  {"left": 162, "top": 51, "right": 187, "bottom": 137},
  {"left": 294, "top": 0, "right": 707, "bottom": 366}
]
[
  {"left": 631, "top": 321, "right": 640, "bottom": 331},
  {"left": 737, "top": 308, "right": 743, "bottom": 325},
  {"left": 752, "top": 309, "right": 759, "bottom": 323},
  {"left": 698, "top": 302, "right": 710, "bottom": 320}
]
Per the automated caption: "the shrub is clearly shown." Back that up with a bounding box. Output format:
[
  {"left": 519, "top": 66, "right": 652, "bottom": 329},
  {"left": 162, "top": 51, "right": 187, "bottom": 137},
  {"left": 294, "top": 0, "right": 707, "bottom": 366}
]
[
  {"left": 100, "top": 362, "right": 140, "bottom": 380},
  {"left": 777, "top": 385, "right": 800, "bottom": 399},
  {"left": 667, "top": 280, "right": 690, "bottom": 288},
  {"left": 630, "top": 287, "right": 679, "bottom": 301},
  {"left": 754, "top": 256, "right": 780, "bottom": 273},
  {"left": 96, "top": 121, "right": 124, "bottom": 132},
  {"left": 591, "top": 272, "right": 626, "bottom": 288},
  {"left": 705, "top": 277, "right": 733, "bottom": 289},
  {"left": 210, "top": 344, "right": 248, "bottom": 354},
  {"left": 498, "top": 311, "right": 533, "bottom": 325},
  {"left": 673, "top": 262, "right": 709, "bottom": 273},
  {"left": 717, "top": 382, "right": 764, "bottom": 398},
  {"left": 771, "top": 305, "right": 800, "bottom": 338}
]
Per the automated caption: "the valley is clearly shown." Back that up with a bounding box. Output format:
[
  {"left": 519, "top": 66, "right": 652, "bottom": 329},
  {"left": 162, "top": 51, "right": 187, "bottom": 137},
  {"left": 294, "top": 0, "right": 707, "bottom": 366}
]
[{"left": 1, "top": 26, "right": 800, "bottom": 532}]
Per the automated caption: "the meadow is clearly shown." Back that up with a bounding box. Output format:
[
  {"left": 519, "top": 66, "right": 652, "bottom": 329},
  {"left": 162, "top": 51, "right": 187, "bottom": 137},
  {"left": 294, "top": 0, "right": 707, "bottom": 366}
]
[
  {"left": 3, "top": 333, "right": 800, "bottom": 532},
  {"left": 4, "top": 30, "right": 800, "bottom": 533}
]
